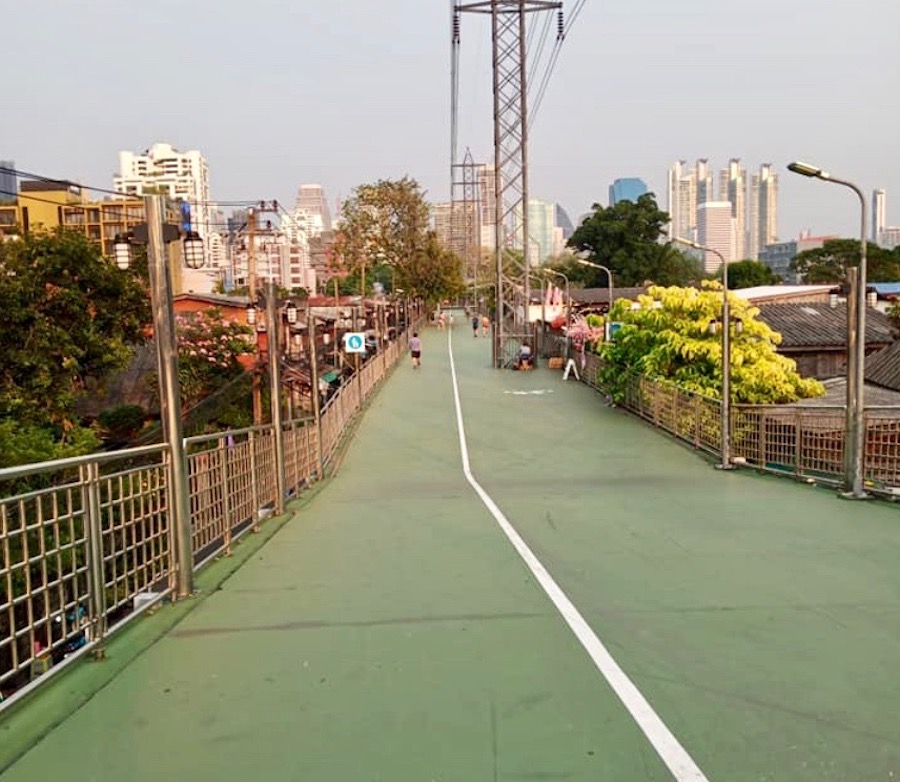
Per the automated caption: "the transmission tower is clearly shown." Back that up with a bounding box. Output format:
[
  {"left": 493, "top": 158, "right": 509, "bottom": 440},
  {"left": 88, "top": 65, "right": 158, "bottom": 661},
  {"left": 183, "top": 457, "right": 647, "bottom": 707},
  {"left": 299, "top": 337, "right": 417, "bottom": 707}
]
[
  {"left": 454, "top": 0, "right": 563, "bottom": 367},
  {"left": 451, "top": 149, "right": 481, "bottom": 290}
]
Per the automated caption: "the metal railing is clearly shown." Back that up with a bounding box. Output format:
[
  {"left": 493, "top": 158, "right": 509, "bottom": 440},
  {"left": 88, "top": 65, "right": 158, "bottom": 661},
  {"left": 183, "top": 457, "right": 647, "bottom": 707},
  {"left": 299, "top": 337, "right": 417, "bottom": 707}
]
[
  {"left": 0, "top": 321, "right": 419, "bottom": 707},
  {"left": 543, "top": 334, "right": 900, "bottom": 495}
]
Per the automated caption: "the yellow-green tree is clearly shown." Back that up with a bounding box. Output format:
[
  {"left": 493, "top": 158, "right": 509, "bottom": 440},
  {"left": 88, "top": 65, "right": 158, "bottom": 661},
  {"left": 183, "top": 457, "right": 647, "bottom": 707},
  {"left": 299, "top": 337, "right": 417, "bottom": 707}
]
[{"left": 598, "top": 283, "right": 824, "bottom": 404}]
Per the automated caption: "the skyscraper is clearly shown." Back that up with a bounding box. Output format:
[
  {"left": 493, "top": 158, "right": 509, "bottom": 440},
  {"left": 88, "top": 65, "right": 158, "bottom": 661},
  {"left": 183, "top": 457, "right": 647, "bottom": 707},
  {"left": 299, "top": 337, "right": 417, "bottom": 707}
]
[
  {"left": 695, "top": 159, "right": 714, "bottom": 209},
  {"left": 748, "top": 164, "right": 779, "bottom": 260},
  {"left": 719, "top": 159, "right": 746, "bottom": 260},
  {"left": 697, "top": 201, "right": 735, "bottom": 273},
  {"left": 477, "top": 164, "right": 497, "bottom": 248},
  {"left": 667, "top": 160, "right": 697, "bottom": 243},
  {"left": 873, "top": 188, "right": 886, "bottom": 243},
  {"left": 295, "top": 184, "right": 332, "bottom": 233},
  {"left": 608, "top": 178, "right": 648, "bottom": 205}
]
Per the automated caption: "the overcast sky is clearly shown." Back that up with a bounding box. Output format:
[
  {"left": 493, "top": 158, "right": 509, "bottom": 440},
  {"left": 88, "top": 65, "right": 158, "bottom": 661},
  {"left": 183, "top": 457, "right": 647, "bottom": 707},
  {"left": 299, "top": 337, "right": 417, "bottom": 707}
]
[{"left": 5, "top": 0, "right": 899, "bottom": 241}]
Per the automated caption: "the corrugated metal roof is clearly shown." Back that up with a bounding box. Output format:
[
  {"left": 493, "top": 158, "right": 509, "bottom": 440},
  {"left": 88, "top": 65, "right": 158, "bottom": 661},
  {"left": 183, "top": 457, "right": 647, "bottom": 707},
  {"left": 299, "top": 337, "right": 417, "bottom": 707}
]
[{"left": 757, "top": 303, "right": 896, "bottom": 348}]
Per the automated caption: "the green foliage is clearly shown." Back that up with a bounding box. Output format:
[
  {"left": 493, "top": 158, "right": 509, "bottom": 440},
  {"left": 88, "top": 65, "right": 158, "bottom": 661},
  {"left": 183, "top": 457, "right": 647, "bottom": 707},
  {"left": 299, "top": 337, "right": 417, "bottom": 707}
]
[
  {"left": 404, "top": 233, "right": 466, "bottom": 305},
  {"left": 791, "top": 239, "right": 900, "bottom": 283},
  {"left": 0, "top": 419, "right": 100, "bottom": 469},
  {"left": 335, "top": 177, "right": 463, "bottom": 303},
  {"left": 598, "top": 284, "right": 825, "bottom": 404},
  {"left": 97, "top": 404, "right": 147, "bottom": 443},
  {"left": 0, "top": 229, "right": 150, "bottom": 430},
  {"left": 721, "top": 260, "right": 781, "bottom": 288},
  {"left": 566, "top": 193, "right": 702, "bottom": 286}
]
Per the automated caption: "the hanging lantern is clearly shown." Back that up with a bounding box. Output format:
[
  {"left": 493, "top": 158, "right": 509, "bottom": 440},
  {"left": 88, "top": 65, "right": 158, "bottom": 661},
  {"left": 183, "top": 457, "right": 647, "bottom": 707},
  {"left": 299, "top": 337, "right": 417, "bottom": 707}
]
[
  {"left": 285, "top": 301, "right": 298, "bottom": 324},
  {"left": 113, "top": 234, "right": 132, "bottom": 270},
  {"left": 182, "top": 231, "right": 205, "bottom": 269},
  {"left": 247, "top": 306, "right": 258, "bottom": 326}
]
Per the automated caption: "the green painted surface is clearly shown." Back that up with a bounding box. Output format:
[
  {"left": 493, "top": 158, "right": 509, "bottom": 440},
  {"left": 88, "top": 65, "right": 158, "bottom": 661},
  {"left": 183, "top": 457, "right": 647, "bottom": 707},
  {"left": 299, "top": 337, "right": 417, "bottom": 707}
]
[{"left": 3, "top": 323, "right": 900, "bottom": 780}]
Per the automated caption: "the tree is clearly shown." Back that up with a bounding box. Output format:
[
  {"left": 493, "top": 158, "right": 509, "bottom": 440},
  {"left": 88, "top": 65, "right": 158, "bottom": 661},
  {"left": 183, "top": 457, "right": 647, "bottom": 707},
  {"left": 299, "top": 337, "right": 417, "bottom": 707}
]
[
  {"left": 0, "top": 229, "right": 150, "bottom": 432},
  {"left": 567, "top": 193, "right": 701, "bottom": 286},
  {"left": 334, "top": 177, "right": 432, "bottom": 294},
  {"left": 403, "top": 233, "right": 466, "bottom": 305},
  {"left": 791, "top": 239, "right": 900, "bottom": 283},
  {"left": 173, "top": 309, "right": 254, "bottom": 412},
  {"left": 598, "top": 284, "right": 824, "bottom": 404},
  {"left": 721, "top": 260, "right": 781, "bottom": 289}
]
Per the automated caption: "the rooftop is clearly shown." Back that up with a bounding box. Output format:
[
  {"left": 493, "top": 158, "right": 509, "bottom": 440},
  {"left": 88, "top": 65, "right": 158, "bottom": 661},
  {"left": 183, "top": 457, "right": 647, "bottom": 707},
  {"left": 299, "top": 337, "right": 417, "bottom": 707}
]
[{"left": 757, "top": 302, "right": 896, "bottom": 349}]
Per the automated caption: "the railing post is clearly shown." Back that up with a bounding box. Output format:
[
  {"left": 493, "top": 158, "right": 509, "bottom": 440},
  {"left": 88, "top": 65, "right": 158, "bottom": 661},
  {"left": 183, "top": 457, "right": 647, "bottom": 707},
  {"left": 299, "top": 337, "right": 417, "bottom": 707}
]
[
  {"left": 81, "top": 463, "right": 107, "bottom": 658},
  {"left": 794, "top": 409, "right": 803, "bottom": 478},
  {"left": 219, "top": 439, "right": 233, "bottom": 556},
  {"left": 249, "top": 429, "right": 260, "bottom": 532}
]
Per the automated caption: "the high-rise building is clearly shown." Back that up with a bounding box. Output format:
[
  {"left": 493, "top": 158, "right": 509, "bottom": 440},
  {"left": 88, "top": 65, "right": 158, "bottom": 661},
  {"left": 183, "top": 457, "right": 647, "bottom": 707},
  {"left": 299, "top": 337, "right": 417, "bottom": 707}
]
[
  {"left": 667, "top": 160, "right": 697, "bottom": 243},
  {"left": 608, "top": 178, "right": 648, "bottom": 205},
  {"left": 555, "top": 204, "right": 574, "bottom": 241},
  {"left": 0, "top": 161, "right": 16, "bottom": 204},
  {"left": 881, "top": 227, "right": 900, "bottom": 250},
  {"left": 295, "top": 184, "right": 332, "bottom": 233},
  {"left": 748, "top": 164, "right": 778, "bottom": 260},
  {"left": 433, "top": 201, "right": 479, "bottom": 262},
  {"left": 719, "top": 159, "right": 746, "bottom": 260},
  {"left": 477, "top": 164, "right": 497, "bottom": 247},
  {"left": 114, "top": 142, "right": 212, "bottom": 243},
  {"left": 695, "top": 159, "right": 714, "bottom": 207},
  {"left": 873, "top": 188, "right": 886, "bottom": 243},
  {"left": 524, "top": 199, "right": 562, "bottom": 263},
  {"left": 697, "top": 201, "right": 735, "bottom": 273}
]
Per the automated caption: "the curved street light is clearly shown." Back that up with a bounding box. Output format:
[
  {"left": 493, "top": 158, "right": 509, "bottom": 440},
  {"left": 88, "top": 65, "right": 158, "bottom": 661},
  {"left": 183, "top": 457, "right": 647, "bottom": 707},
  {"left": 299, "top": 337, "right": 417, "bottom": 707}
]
[
  {"left": 574, "top": 257, "right": 614, "bottom": 320},
  {"left": 674, "top": 237, "right": 734, "bottom": 471},
  {"left": 787, "top": 160, "right": 869, "bottom": 499}
]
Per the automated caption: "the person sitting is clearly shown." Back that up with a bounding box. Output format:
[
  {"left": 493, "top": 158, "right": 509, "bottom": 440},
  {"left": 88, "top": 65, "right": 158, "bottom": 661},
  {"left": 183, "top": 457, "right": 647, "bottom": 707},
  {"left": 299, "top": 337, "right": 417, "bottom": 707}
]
[{"left": 516, "top": 344, "right": 534, "bottom": 370}]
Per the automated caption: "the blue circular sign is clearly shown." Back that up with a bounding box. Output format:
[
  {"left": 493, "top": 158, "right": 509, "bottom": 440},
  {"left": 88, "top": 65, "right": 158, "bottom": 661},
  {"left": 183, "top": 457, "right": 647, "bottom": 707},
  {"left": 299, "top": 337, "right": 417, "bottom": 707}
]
[{"left": 347, "top": 334, "right": 363, "bottom": 350}]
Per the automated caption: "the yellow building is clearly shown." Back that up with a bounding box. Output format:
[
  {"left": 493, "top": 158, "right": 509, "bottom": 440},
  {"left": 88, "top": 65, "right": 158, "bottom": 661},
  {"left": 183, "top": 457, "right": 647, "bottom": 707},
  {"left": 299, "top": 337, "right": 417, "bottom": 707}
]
[
  {"left": 0, "top": 183, "right": 179, "bottom": 258},
  {"left": 0, "top": 183, "right": 189, "bottom": 290}
]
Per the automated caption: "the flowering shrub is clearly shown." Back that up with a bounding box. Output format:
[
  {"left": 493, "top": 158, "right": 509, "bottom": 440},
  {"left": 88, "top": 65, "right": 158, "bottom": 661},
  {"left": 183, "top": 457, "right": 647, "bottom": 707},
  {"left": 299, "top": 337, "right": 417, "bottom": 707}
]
[
  {"left": 175, "top": 309, "right": 254, "bottom": 410},
  {"left": 596, "top": 283, "right": 824, "bottom": 404}
]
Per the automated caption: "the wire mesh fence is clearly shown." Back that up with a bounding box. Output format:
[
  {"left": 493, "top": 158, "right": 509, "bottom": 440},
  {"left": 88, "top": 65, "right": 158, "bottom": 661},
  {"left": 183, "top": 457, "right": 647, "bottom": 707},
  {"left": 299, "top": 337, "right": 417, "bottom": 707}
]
[
  {"left": 543, "top": 333, "right": 900, "bottom": 494},
  {"left": 0, "top": 318, "right": 421, "bottom": 707}
]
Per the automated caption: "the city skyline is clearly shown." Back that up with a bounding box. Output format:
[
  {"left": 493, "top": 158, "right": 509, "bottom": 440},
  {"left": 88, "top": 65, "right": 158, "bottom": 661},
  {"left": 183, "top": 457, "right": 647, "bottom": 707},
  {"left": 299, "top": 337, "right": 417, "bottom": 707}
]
[{"left": 3, "top": 1, "right": 898, "bottom": 245}]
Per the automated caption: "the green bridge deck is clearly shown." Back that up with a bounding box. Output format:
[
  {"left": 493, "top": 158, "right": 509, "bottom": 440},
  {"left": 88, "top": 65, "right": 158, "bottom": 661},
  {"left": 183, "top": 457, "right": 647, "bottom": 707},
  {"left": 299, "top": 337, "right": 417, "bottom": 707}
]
[{"left": 3, "top": 322, "right": 900, "bottom": 781}]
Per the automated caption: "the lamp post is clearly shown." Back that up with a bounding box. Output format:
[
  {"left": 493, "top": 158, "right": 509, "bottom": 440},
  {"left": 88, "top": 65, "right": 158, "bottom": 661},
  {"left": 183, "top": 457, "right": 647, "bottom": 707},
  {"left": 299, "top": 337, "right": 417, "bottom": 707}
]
[
  {"left": 673, "top": 237, "right": 734, "bottom": 471},
  {"left": 112, "top": 195, "right": 206, "bottom": 598},
  {"left": 540, "top": 267, "right": 571, "bottom": 360},
  {"left": 787, "top": 161, "right": 869, "bottom": 498}
]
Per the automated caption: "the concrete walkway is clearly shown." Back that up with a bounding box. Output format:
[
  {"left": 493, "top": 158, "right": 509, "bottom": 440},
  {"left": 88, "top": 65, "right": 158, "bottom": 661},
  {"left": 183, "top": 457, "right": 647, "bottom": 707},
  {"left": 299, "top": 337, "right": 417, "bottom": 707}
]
[{"left": 3, "top": 320, "right": 900, "bottom": 781}]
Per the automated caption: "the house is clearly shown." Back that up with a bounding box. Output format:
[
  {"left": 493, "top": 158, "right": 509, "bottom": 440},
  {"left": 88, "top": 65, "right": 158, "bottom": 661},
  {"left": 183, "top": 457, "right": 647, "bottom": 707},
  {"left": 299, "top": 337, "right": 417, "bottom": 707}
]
[{"left": 756, "top": 302, "right": 896, "bottom": 379}]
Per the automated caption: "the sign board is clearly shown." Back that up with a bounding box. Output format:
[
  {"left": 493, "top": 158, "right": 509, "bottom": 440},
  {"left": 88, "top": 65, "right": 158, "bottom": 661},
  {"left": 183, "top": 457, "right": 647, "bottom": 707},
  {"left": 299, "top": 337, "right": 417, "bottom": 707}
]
[
  {"left": 606, "top": 322, "right": 623, "bottom": 342},
  {"left": 343, "top": 332, "right": 366, "bottom": 353}
]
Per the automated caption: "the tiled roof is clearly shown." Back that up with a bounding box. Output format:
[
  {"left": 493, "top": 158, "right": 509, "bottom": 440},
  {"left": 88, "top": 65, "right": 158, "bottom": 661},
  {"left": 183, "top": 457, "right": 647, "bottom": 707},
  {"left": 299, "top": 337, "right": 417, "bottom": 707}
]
[
  {"left": 865, "top": 340, "right": 900, "bottom": 392},
  {"left": 756, "top": 303, "right": 896, "bottom": 349}
]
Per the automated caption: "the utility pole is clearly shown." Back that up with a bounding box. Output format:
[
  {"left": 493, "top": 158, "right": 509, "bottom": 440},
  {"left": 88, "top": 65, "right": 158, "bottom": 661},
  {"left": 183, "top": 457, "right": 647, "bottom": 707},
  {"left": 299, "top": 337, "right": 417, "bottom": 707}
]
[{"left": 145, "top": 195, "right": 194, "bottom": 598}]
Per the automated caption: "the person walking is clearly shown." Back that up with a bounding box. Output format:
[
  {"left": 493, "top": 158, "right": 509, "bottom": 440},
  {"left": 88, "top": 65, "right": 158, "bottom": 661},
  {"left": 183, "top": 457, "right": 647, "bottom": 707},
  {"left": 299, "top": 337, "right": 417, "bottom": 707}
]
[
  {"left": 481, "top": 315, "right": 490, "bottom": 337},
  {"left": 471, "top": 315, "right": 479, "bottom": 338},
  {"left": 409, "top": 332, "right": 422, "bottom": 369}
]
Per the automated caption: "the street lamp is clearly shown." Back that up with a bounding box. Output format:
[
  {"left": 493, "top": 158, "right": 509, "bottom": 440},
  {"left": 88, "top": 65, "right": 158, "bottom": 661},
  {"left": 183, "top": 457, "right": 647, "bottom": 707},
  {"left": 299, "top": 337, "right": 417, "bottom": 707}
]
[
  {"left": 111, "top": 195, "right": 201, "bottom": 597},
  {"left": 574, "top": 257, "right": 614, "bottom": 322},
  {"left": 787, "top": 160, "right": 869, "bottom": 499},
  {"left": 673, "top": 237, "right": 734, "bottom": 471}
]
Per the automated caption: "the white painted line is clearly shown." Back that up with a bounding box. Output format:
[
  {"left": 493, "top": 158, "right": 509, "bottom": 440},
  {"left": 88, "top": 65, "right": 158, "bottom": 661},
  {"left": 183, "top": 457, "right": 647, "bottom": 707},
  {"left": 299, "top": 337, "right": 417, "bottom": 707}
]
[{"left": 447, "top": 329, "right": 709, "bottom": 782}]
